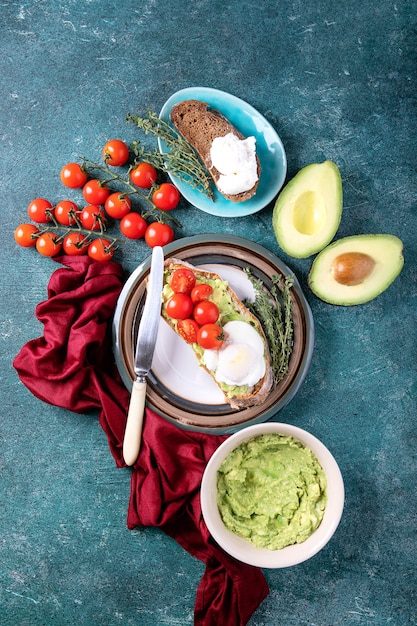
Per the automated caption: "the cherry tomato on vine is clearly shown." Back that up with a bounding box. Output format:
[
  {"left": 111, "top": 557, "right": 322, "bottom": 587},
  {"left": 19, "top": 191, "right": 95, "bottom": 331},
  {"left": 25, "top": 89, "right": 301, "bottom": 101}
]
[
  {"left": 27, "top": 198, "right": 53, "bottom": 223},
  {"left": 152, "top": 183, "right": 181, "bottom": 210},
  {"left": 79, "top": 205, "right": 107, "bottom": 231},
  {"left": 55, "top": 200, "right": 79, "bottom": 226},
  {"left": 102, "top": 139, "right": 129, "bottom": 166},
  {"left": 129, "top": 162, "right": 157, "bottom": 189},
  {"left": 193, "top": 300, "right": 219, "bottom": 325},
  {"left": 119, "top": 212, "right": 147, "bottom": 239},
  {"left": 170, "top": 268, "right": 196, "bottom": 294},
  {"left": 104, "top": 192, "right": 131, "bottom": 219},
  {"left": 60, "top": 162, "right": 88, "bottom": 189},
  {"left": 82, "top": 179, "right": 111, "bottom": 205},
  {"left": 177, "top": 318, "right": 200, "bottom": 344},
  {"left": 190, "top": 283, "right": 213, "bottom": 304},
  {"left": 165, "top": 293, "right": 194, "bottom": 320},
  {"left": 62, "top": 232, "right": 90, "bottom": 256},
  {"left": 144, "top": 222, "right": 174, "bottom": 248},
  {"left": 87, "top": 238, "right": 115, "bottom": 262},
  {"left": 14, "top": 223, "right": 40, "bottom": 247},
  {"left": 35, "top": 232, "right": 62, "bottom": 257},
  {"left": 197, "top": 324, "right": 224, "bottom": 350}
]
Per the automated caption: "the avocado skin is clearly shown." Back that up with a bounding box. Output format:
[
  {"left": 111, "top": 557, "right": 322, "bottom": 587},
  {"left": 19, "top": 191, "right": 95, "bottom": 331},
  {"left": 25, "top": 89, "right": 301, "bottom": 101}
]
[
  {"left": 272, "top": 161, "right": 343, "bottom": 259},
  {"left": 308, "top": 234, "right": 404, "bottom": 306}
]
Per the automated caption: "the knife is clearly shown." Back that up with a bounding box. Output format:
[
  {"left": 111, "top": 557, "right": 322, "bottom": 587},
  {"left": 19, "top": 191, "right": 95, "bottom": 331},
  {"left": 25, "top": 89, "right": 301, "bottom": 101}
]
[{"left": 123, "top": 245, "right": 164, "bottom": 466}]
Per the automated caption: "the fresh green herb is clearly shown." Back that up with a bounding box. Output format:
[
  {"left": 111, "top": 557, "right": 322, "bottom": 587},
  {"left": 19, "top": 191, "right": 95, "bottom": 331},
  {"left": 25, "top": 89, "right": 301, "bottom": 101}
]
[
  {"left": 126, "top": 110, "right": 214, "bottom": 200},
  {"left": 244, "top": 269, "right": 294, "bottom": 384}
]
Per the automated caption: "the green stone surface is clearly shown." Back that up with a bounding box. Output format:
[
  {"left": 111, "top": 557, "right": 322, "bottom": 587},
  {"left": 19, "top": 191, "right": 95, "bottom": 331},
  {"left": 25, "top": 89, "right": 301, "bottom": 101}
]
[{"left": 1, "top": 1, "right": 415, "bottom": 624}]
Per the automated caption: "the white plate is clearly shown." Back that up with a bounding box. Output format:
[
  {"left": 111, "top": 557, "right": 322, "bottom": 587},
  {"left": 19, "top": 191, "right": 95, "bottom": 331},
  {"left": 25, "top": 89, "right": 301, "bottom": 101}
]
[
  {"left": 158, "top": 87, "right": 287, "bottom": 217},
  {"left": 152, "top": 264, "right": 257, "bottom": 405}
]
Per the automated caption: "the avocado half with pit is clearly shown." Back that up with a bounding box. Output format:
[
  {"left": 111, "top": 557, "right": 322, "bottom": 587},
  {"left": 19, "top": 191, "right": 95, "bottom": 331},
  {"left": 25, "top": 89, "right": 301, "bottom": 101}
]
[
  {"left": 308, "top": 234, "right": 404, "bottom": 305},
  {"left": 273, "top": 161, "right": 343, "bottom": 258}
]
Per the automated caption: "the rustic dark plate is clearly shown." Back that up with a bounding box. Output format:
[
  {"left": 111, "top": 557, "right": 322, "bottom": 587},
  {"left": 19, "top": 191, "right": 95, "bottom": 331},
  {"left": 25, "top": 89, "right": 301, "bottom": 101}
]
[{"left": 113, "top": 235, "right": 314, "bottom": 434}]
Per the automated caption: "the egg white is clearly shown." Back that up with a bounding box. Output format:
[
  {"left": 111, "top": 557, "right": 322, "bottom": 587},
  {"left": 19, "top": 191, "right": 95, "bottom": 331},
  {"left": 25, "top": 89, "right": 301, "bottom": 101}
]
[{"left": 202, "top": 320, "right": 266, "bottom": 388}]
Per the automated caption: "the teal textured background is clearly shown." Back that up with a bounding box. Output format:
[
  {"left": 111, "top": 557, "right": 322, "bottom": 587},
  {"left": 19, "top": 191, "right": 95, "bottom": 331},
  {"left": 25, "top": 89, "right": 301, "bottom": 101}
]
[{"left": 1, "top": 1, "right": 416, "bottom": 625}]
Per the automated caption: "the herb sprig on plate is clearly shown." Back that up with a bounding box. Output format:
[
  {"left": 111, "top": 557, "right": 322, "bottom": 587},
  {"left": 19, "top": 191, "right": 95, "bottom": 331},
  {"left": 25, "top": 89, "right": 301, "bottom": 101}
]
[
  {"left": 126, "top": 111, "right": 214, "bottom": 200},
  {"left": 244, "top": 269, "right": 294, "bottom": 384}
]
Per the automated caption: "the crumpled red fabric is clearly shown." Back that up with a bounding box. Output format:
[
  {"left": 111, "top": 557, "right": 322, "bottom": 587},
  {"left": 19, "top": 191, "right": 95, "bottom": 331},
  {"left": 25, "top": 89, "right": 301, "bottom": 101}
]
[{"left": 13, "top": 255, "right": 269, "bottom": 626}]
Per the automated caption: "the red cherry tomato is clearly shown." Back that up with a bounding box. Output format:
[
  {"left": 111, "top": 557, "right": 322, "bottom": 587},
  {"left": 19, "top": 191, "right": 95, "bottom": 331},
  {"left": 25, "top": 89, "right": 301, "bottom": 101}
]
[
  {"left": 190, "top": 283, "right": 213, "bottom": 304},
  {"left": 193, "top": 300, "right": 219, "bottom": 325},
  {"left": 119, "top": 212, "right": 147, "bottom": 239},
  {"left": 62, "top": 232, "right": 90, "bottom": 256},
  {"left": 104, "top": 192, "right": 131, "bottom": 219},
  {"left": 60, "top": 162, "right": 88, "bottom": 189},
  {"left": 14, "top": 223, "right": 40, "bottom": 247},
  {"left": 87, "top": 238, "right": 115, "bottom": 262},
  {"left": 152, "top": 183, "right": 180, "bottom": 210},
  {"left": 54, "top": 200, "right": 79, "bottom": 226},
  {"left": 130, "top": 162, "right": 158, "bottom": 188},
  {"left": 27, "top": 198, "right": 53, "bottom": 223},
  {"left": 144, "top": 222, "right": 174, "bottom": 248},
  {"left": 165, "top": 293, "right": 194, "bottom": 320},
  {"left": 177, "top": 318, "right": 200, "bottom": 344},
  {"left": 79, "top": 205, "right": 107, "bottom": 231},
  {"left": 35, "top": 232, "right": 62, "bottom": 257},
  {"left": 170, "top": 269, "right": 196, "bottom": 294},
  {"left": 102, "top": 139, "right": 129, "bottom": 166},
  {"left": 197, "top": 324, "right": 224, "bottom": 350},
  {"left": 82, "top": 179, "right": 111, "bottom": 205}
]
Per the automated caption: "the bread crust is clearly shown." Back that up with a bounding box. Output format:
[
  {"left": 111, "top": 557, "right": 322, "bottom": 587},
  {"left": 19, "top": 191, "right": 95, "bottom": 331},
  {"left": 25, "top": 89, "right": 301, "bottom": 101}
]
[
  {"left": 162, "top": 258, "right": 273, "bottom": 409},
  {"left": 170, "top": 100, "right": 261, "bottom": 203}
]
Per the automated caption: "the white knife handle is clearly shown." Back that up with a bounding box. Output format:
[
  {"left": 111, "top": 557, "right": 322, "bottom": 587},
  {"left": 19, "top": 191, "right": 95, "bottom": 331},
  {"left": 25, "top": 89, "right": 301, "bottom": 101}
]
[{"left": 123, "top": 379, "right": 147, "bottom": 466}]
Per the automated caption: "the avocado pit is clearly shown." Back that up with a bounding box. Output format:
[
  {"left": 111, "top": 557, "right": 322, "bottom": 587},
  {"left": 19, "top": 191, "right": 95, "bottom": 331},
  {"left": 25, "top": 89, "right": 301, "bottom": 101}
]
[
  {"left": 308, "top": 233, "right": 404, "bottom": 305},
  {"left": 331, "top": 252, "right": 376, "bottom": 286}
]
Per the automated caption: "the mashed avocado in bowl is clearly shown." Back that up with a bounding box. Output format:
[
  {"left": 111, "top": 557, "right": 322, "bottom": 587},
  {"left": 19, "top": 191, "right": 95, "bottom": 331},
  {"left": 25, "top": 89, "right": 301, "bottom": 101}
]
[
  {"left": 217, "top": 433, "right": 327, "bottom": 550},
  {"left": 201, "top": 423, "right": 344, "bottom": 568}
]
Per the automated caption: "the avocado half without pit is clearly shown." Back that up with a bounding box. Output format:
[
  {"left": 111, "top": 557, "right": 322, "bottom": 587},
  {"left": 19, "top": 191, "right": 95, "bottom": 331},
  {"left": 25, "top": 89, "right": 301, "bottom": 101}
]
[
  {"left": 308, "top": 234, "right": 404, "bottom": 305},
  {"left": 272, "top": 160, "right": 343, "bottom": 258}
]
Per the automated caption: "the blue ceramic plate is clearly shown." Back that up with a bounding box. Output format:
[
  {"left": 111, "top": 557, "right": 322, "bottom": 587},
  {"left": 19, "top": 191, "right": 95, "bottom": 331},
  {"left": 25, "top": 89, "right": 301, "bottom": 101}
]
[{"left": 158, "top": 87, "right": 287, "bottom": 217}]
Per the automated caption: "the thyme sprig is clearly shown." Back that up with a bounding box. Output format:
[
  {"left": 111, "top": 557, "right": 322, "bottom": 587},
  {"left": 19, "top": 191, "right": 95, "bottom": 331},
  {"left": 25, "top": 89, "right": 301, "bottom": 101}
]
[
  {"left": 81, "top": 158, "right": 181, "bottom": 227},
  {"left": 244, "top": 269, "right": 294, "bottom": 384},
  {"left": 126, "top": 110, "right": 214, "bottom": 200}
]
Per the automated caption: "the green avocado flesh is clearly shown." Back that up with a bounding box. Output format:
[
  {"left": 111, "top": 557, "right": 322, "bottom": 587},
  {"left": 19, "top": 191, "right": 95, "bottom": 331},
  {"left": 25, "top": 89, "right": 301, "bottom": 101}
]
[
  {"left": 308, "top": 234, "right": 404, "bottom": 305},
  {"left": 162, "top": 270, "right": 259, "bottom": 397},
  {"left": 217, "top": 434, "right": 327, "bottom": 550},
  {"left": 272, "top": 160, "right": 343, "bottom": 258}
]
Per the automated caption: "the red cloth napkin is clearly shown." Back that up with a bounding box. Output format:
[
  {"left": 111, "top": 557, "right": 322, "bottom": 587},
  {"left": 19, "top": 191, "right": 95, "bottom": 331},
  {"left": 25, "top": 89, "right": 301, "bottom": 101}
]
[{"left": 13, "top": 255, "right": 269, "bottom": 626}]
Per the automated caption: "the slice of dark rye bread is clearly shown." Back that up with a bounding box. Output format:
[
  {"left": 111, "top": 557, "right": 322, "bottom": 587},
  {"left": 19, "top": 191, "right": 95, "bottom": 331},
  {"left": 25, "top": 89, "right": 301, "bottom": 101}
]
[
  {"left": 161, "top": 258, "right": 273, "bottom": 410},
  {"left": 170, "top": 99, "right": 261, "bottom": 203}
]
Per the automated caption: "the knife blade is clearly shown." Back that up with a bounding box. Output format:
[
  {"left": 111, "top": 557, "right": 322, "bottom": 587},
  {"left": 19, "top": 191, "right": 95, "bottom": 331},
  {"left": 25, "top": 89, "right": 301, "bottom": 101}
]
[{"left": 123, "top": 245, "right": 164, "bottom": 466}]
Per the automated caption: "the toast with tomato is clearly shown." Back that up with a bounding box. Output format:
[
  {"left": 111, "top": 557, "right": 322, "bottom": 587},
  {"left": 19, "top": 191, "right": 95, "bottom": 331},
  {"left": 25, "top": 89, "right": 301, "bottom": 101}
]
[{"left": 161, "top": 258, "right": 273, "bottom": 409}]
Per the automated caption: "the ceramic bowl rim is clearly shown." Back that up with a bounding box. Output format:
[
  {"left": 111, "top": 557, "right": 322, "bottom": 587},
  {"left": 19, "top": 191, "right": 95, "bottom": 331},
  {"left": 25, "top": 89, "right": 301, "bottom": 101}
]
[{"left": 200, "top": 422, "right": 344, "bottom": 568}]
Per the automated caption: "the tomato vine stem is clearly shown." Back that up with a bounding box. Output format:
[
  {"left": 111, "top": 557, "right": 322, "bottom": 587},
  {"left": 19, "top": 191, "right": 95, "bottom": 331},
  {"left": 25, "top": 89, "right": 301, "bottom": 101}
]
[
  {"left": 81, "top": 158, "right": 182, "bottom": 227},
  {"left": 36, "top": 210, "right": 120, "bottom": 246}
]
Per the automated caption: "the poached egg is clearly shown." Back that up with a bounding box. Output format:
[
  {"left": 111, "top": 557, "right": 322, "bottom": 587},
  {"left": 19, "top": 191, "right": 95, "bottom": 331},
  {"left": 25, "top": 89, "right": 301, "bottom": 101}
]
[
  {"left": 202, "top": 320, "right": 266, "bottom": 388},
  {"left": 209, "top": 133, "right": 259, "bottom": 196}
]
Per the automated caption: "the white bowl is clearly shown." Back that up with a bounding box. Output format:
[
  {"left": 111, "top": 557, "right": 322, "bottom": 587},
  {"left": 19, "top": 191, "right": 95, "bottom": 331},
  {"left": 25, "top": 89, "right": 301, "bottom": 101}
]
[{"left": 200, "top": 422, "right": 344, "bottom": 568}]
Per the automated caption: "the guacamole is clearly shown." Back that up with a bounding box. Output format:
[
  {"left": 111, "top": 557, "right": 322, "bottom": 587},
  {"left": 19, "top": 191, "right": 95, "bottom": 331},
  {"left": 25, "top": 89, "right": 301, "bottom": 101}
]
[{"left": 217, "top": 433, "right": 327, "bottom": 550}]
